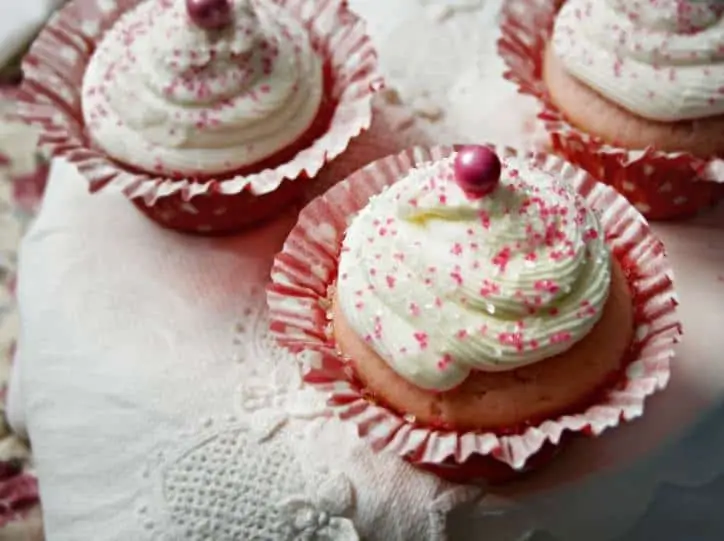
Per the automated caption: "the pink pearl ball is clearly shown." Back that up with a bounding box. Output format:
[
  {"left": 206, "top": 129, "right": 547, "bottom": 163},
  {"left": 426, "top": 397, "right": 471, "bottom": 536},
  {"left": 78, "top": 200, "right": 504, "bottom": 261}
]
[
  {"left": 186, "top": 0, "right": 233, "bottom": 30},
  {"left": 453, "top": 145, "right": 501, "bottom": 197}
]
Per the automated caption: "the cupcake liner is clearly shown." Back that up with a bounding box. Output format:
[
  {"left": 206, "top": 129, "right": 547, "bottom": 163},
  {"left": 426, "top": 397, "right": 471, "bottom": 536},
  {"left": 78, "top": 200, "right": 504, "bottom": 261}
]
[
  {"left": 497, "top": 0, "right": 724, "bottom": 221},
  {"left": 14, "top": 0, "right": 382, "bottom": 233},
  {"left": 267, "top": 145, "right": 682, "bottom": 474}
]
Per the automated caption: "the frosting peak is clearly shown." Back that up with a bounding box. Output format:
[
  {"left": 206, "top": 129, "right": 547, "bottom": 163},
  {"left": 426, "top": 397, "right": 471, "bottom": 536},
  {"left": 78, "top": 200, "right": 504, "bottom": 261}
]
[
  {"left": 552, "top": 0, "right": 724, "bottom": 121},
  {"left": 82, "top": 0, "right": 323, "bottom": 176},
  {"left": 337, "top": 153, "right": 612, "bottom": 391}
]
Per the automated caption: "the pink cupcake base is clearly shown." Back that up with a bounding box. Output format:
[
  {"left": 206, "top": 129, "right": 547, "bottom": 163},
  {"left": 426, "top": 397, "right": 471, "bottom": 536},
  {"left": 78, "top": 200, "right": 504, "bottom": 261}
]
[
  {"left": 267, "top": 145, "right": 681, "bottom": 481},
  {"left": 497, "top": 0, "right": 724, "bottom": 221}
]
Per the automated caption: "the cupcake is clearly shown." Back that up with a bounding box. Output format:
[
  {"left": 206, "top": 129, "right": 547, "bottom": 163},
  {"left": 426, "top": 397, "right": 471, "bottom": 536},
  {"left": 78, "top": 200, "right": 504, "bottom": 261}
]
[
  {"left": 15, "top": 0, "right": 381, "bottom": 234},
  {"left": 499, "top": 0, "right": 724, "bottom": 220},
  {"left": 268, "top": 145, "right": 681, "bottom": 483}
]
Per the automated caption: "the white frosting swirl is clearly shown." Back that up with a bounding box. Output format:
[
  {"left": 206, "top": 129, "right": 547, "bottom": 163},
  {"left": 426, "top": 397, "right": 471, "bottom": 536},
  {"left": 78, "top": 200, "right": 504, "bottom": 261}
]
[
  {"left": 337, "top": 154, "right": 612, "bottom": 391},
  {"left": 552, "top": 0, "right": 724, "bottom": 121},
  {"left": 82, "top": 0, "right": 323, "bottom": 176}
]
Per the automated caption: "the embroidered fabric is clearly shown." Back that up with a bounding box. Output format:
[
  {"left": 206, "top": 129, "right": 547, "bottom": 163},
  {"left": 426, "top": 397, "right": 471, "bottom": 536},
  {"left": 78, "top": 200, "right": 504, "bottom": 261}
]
[{"left": 139, "top": 419, "right": 360, "bottom": 541}]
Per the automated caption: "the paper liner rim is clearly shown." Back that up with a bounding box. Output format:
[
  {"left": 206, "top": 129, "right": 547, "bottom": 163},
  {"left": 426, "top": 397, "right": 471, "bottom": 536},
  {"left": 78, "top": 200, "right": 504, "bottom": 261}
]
[
  {"left": 266, "top": 144, "right": 682, "bottom": 471},
  {"left": 496, "top": 0, "right": 724, "bottom": 184},
  {"left": 14, "top": 0, "right": 383, "bottom": 203}
]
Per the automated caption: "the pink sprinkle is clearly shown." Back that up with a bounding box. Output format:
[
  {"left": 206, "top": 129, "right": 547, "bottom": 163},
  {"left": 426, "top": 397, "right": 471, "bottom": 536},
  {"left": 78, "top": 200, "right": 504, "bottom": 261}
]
[
  {"left": 529, "top": 339, "right": 539, "bottom": 349},
  {"left": 451, "top": 243, "right": 463, "bottom": 256},
  {"left": 492, "top": 247, "right": 512, "bottom": 272},
  {"left": 439, "top": 194, "right": 447, "bottom": 204},
  {"left": 479, "top": 279, "right": 500, "bottom": 297},
  {"left": 378, "top": 227, "right": 387, "bottom": 236},
  {"left": 583, "top": 228, "right": 599, "bottom": 241},
  {"left": 498, "top": 332, "right": 525, "bottom": 351},
  {"left": 456, "top": 329, "right": 468, "bottom": 339},
  {"left": 479, "top": 211, "right": 491, "bottom": 229},
  {"left": 549, "top": 332, "right": 572, "bottom": 344},
  {"left": 414, "top": 332, "right": 429, "bottom": 349},
  {"left": 437, "top": 354, "right": 454, "bottom": 370},
  {"left": 579, "top": 300, "right": 597, "bottom": 317},
  {"left": 409, "top": 302, "right": 421, "bottom": 316},
  {"left": 534, "top": 279, "right": 560, "bottom": 294},
  {"left": 450, "top": 270, "right": 463, "bottom": 286},
  {"left": 435, "top": 297, "right": 443, "bottom": 308},
  {"left": 355, "top": 302, "right": 364, "bottom": 309},
  {"left": 386, "top": 275, "right": 396, "bottom": 289},
  {"left": 373, "top": 320, "right": 383, "bottom": 339}
]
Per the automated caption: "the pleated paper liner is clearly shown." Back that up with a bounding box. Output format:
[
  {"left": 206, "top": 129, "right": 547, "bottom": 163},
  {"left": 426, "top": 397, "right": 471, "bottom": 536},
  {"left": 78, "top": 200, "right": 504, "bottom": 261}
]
[
  {"left": 267, "top": 145, "right": 682, "bottom": 483},
  {"left": 14, "top": 0, "right": 382, "bottom": 234},
  {"left": 497, "top": 0, "right": 724, "bottom": 221}
]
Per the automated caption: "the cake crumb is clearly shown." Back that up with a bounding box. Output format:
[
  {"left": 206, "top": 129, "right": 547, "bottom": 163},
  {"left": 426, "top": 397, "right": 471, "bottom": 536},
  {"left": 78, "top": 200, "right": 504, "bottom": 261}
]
[
  {"left": 412, "top": 97, "right": 444, "bottom": 121},
  {"left": 381, "top": 87, "right": 403, "bottom": 106}
]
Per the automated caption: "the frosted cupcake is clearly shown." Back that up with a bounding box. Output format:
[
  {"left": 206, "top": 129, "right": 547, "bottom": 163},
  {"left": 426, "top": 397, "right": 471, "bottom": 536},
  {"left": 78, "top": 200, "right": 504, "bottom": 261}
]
[
  {"left": 333, "top": 145, "right": 634, "bottom": 433},
  {"left": 268, "top": 145, "right": 680, "bottom": 483},
  {"left": 16, "top": 0, "right": 381, "bottom": 233},
  {"left": 499, "top": 0, "right": 724, "bottom": 220}
]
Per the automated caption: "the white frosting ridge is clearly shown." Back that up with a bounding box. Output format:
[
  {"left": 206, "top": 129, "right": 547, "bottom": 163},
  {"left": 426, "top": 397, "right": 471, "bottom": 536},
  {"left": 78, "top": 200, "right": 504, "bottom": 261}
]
[
  {"left": 337, "top": 154, "right": 612, "bottom": 391},
  {"left": 552, "top": 0, "right": 724, "bottom": 121},
  {"left": 82, "top": 0, "right": 323, "bottom": 176}
]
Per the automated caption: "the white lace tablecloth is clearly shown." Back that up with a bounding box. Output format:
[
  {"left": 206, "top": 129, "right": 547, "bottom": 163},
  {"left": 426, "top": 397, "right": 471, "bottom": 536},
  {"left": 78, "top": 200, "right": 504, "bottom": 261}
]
[{"left": 4, "top": 1, "right": 724, "bottom": 540}]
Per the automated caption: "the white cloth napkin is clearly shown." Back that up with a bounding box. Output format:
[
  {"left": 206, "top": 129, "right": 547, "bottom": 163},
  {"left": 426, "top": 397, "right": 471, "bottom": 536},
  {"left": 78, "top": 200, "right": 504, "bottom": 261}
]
[
  {"left": 0, "top": 0, "right": 65, "bottom": 68},
  {"left": 8, "top": 155, "right": 495, "bottom": 541}
]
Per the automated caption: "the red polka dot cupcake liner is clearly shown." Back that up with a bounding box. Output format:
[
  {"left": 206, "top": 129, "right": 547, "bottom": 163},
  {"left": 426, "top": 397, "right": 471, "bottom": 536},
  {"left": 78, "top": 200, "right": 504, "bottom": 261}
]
[
  {"left": 13, "top": 0, "right": 383, "bottom": 234},
  {"left": 497, "top": 0, "right": 724, "bottom": 221},
  {"left": 266, "top": 145, "right": 682, "bottom": 482}
]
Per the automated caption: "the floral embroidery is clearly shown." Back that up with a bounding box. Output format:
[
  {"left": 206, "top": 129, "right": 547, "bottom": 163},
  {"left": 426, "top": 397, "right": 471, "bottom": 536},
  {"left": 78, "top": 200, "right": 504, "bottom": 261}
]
[
  {"left": 279, "top": 498, "right": 359, "bottom": 541},
  {"left": 279, "top": 472, "right": 358, "bottom": 541}
]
